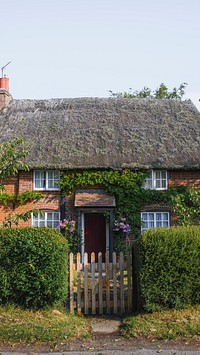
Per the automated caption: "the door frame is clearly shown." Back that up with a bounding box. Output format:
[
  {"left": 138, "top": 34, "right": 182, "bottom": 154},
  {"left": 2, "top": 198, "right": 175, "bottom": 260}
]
[{"left": 77, "top": 208, "right": 114, "bottom": 262}]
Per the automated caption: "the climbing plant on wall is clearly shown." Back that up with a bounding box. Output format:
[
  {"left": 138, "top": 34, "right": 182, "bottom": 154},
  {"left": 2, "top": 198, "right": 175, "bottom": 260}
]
[{"left": 60, "top": 170, "right": 176, "bottom": 236}]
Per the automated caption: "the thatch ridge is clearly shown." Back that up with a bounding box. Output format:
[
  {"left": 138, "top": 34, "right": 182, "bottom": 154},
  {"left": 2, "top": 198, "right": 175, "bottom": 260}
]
[{"left": 0, "top": 97, "right": 199, "bottom": 170}]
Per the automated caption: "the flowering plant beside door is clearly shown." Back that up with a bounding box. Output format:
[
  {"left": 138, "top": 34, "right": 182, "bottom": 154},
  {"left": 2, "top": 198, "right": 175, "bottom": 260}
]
[
  {"left": 58, "top": 219, "right": 81, "bottom": 254},
  {"left": 113, "top": 216, "right": 131, "bottom": 254}
]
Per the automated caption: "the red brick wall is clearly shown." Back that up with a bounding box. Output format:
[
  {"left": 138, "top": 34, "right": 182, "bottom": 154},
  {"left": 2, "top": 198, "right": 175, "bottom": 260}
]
[
  {"left": 18, "top": 171, "right": 33, "bottom": 192},
  {"left": 3, "top": 176, "right": 18, "bottom": 194},
  {"left": 169, "top": 170, "right": 200, "bottom": 189},
  {"left": 0, "top": 171, "right": 60, "bottom": 227},
  {"left": 142, "top": 170, "right": 200, "bottom": 227}
]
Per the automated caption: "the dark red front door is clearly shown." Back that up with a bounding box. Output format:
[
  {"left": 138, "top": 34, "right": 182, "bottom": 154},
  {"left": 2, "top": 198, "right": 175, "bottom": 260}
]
[{"left": 84, "top": 213, "right": 106, "bottom": 256}]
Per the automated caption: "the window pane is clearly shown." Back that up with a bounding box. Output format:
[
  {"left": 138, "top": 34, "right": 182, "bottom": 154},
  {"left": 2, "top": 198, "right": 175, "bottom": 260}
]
[
  {"left": 35, "top": 171, "right": 46, "bottom": 189},
  {"left": 156, "top": 221, "right": 162, "bottom": 227},
  {"left": 47, "top": 221, "right": 53, "bottom": 228},
  {"left": 163, "top": 221, "right": 169, "bottom": 227},
  {"left": 53, "top": 212, "right": 60, "bottom": 220},
  {"left": 149, "top": 221, "right": 154, "bottom": 228},
  {"left": 48, "top": 171, "right": 53, "bottom": 179},
  {"left": 145, "top": 180, "right": 153, "bottom": 189},
  {"left": 161, "top": 180, "right": 166, "bottom": 188},
  {"left": 35, "top": 178, "right": 44, "bottom": 189},
  {"left": 47, "top": 170, "right": 60, "bottom": 189},
  {"left": 39, "top": 221, "right": 45, "bottom": 227},
  {"left": 32, "top": 220, "right": 38, "bottom": 227},
  {"left": 155, "top": 170, "right": 167, "bottom": 190},
  {"left": 149, "top": 213, "right": 154, "bottom": 220},
  {"left": 155, "top": 171, "right": 161, "bottom": 179},
  {"left": 142, "top": 213, "right": 147, "bottom": 221},
  {"left": 54, "top": 171, "right": 60, "bottom": 179},
  {"left": 156, "top": 213, "right": 162, "bottom": 221},
  {"left": 35, "top": 171, "right": 41, "bottom": 179},
  {"left": 155, "top": 180, "right": 161, "bottom": 189},
  {"left": 48, "top": 180, "right": 54, "bottom": 188},
  {"left": 53, "top": 221, "right": 59, "bottom": 228},
  {"left": 161, "top": 171, "right": 166, "bottom": 179},
  {"left": 47, "top": 213, "right": 53, "bottom": 221},
  {"left": 144, "top": 171, "right": 153, "bottom": 189}
]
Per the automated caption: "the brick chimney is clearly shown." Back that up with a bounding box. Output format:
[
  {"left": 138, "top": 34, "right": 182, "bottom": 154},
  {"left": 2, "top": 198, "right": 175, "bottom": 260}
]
[{"left": 0, "top": 76, "right": 12, "bottom": 111}]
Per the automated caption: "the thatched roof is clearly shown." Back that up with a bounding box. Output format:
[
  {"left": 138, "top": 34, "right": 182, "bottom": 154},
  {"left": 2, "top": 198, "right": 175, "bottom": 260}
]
[{"left": 0, "top": 97, "right": 199, "bottom": 170}]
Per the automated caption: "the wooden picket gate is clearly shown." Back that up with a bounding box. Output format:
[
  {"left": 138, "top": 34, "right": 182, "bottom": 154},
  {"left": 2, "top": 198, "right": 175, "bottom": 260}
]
[{"left": 69, "top": 251, "right": 132, "bottom": 315}]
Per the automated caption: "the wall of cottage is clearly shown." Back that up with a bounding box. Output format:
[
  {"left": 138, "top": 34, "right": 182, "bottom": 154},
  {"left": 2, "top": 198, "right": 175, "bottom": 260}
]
[
  {"left": 0, "top": 169, "right": 199, "bottom": 228},
  {"left": 142, "top": 170, "right": 200, "bottom": 226},
  {"left": 0, "top": 171, "right": 60, "bottom": 227}
]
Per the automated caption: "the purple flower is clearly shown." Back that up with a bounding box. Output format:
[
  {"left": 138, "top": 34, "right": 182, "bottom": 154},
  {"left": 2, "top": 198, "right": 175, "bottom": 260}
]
[{"left": 113, "top": 217, "right": 131, "bottom": 234}]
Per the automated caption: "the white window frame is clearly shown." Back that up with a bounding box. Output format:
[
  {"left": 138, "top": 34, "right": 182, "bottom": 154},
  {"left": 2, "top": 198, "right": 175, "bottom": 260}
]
[
  {"left": 32, "top": 211, "right": 60, "bottom": 229},
  {"left": 144, "top": 170, "right": 168, "bottom": 190},
  {"left": 141, "top": 212, "right": 170, "bottom": 232},
  {"left": 33, "top": 170, "right": 60, "bottom": 191}
]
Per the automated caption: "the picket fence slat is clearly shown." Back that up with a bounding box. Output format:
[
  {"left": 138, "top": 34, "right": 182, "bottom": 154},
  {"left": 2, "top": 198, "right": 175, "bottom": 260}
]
[
  {"left": 120, "top": 252, "right": 125, "bottom": 314},
  {"left": 69, "top": 251, "right": 132, "bottom": 315},
  {"left": 91, "top": 252, "right": 96, "bottom": 314},
  {"left": 105, "top": 252, "right": 110, "bottom": 314},
  {"left": 77, "top": 252, "right": 81, "bottom": 313},
  {"left": 113, "top": 252, "right": 117, "bottom": 314},
  {"left": 98, "top": 252, "right": 103, "bottom": 314},
  {"left": 84, "top": 253, "right": 89, "bottom": 314}
]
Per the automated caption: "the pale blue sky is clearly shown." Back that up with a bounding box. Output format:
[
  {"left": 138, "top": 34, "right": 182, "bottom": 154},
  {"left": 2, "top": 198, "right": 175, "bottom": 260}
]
[{"left": 1, "top": 0, "right": 200, "bottom": 109}]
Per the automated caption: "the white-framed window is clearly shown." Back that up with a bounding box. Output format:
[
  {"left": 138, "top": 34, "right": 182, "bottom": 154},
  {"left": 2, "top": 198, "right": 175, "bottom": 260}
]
[
  {"left": 34, "top": 170, "right": 60, "bottom": 190},
  {"left": 144, "top": 170, "right": 168, "bottom": 190},
  {"left": 141, "top": 212, "right": 170, "bottom": 232},
  {"left": 32, "top": 211, "right": 60, "bottom": 229}
]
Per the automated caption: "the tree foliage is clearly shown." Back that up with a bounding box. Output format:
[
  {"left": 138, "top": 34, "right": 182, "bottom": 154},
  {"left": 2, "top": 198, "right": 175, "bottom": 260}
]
[
  {"left": 109, "top": 82, "right": 188, "bottom": 100},
  {"left": 0, "top": 138, "right": 29, "bottom": 184},
  {"left": 0, "top": 138, "right": 42, "bottom": 227}
]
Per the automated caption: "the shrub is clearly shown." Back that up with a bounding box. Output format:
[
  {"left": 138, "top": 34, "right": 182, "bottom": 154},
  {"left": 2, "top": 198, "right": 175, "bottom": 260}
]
[
  {"left": 0, "top": 227, "right": 68, "bottom": 309},
  {"left": 134, "top": 226, "right": 200, "bottom": 311}
]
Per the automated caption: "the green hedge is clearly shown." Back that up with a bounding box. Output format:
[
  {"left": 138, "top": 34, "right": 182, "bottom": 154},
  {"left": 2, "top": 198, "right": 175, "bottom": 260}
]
[
  {"left": 134, "top": 226, "right": 200, "bottom": 311},
  {"left": 0, "top": 227, "right": 68, "bottom": 309}
]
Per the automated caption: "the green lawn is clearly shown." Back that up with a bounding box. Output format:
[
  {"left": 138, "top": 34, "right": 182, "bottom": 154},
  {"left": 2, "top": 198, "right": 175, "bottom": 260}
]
[
  {"left": 0, "top": 306, "right": 91, "bottom": 344},
  {"left": 121, "top": 306, "right": 200, "bottom": 340},
  {"left": 0, "top": 305, "right": 199, "bottom": 345}
]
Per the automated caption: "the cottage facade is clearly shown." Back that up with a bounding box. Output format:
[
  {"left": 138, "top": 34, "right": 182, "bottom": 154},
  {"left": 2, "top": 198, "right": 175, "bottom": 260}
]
[{"left": 0, "top": 78, "right": 200, "bottom": 255}]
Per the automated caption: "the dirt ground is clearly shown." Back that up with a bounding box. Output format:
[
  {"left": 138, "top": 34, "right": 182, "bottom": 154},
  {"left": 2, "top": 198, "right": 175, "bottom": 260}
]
[{"left": 0, "top": 316, "right": 199, "bottom": 353}]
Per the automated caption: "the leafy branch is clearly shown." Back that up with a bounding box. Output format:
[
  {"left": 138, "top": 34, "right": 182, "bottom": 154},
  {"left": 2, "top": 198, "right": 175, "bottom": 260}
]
[
  {"left": 2, "top": 209, "right": 43, "bottom": 228},
  {"left": 109, "top": 82, "right": 188, "bottom": 100},
  {"left": 0, "top": 191, "right": 46, "bottom": 205},
  {"left": 0, "top": 138, "right": 29, "bottom": 182}
]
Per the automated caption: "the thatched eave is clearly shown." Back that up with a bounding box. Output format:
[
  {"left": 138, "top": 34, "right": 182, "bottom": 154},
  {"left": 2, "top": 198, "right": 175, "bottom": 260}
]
[{"left": 0, "top": 97, "right": 199, "bottom": 171}]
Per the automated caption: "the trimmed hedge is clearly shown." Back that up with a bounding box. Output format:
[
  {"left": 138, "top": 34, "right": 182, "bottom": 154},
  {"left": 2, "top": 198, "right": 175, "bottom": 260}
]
[
  {"left": 134, "top": 226, "right": 200, "bottom": 311},
  {"left": 0, "top": 227, "right": 68, "bottom": 309}
]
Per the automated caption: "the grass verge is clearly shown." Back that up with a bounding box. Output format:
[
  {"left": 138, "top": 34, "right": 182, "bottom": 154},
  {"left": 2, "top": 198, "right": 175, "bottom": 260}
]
[
  {"left": 121, "top": 305, "right": 200, "bottom": 340},
  {"left": 0, "top": 306, "right": 91, "bottom": 345}
]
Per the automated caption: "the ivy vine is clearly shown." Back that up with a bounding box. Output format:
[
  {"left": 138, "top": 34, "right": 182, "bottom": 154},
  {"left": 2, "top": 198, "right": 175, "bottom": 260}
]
[
  {"left": 0, "top": 191, "right": 46, "bottom": 206},
  {"left": 60, "top": 170, "right": 185, "bottom": 235}
]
